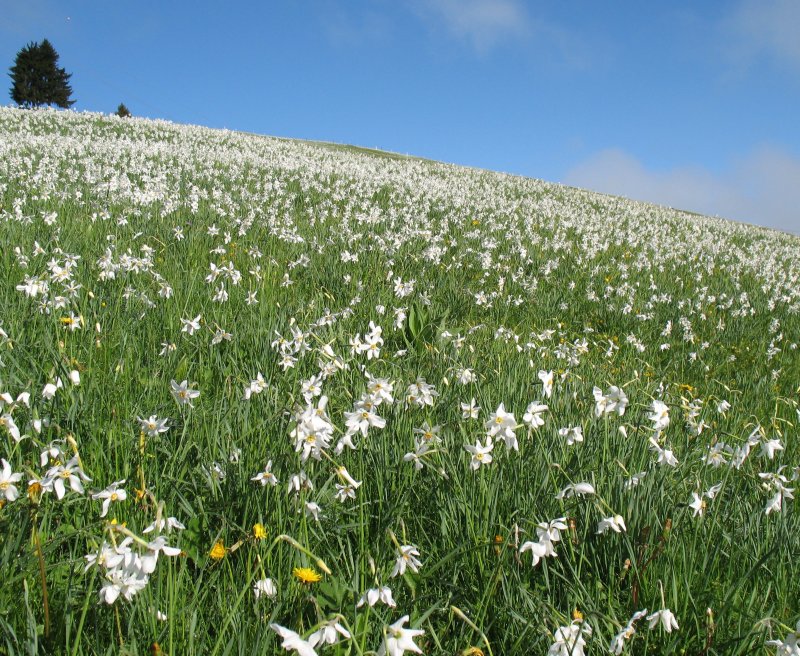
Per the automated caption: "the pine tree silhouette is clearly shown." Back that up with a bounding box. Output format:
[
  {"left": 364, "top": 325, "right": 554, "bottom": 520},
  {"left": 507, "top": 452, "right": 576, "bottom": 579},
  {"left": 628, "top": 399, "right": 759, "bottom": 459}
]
[{"left": 9, "top": 39, "right": 75, "bottom": 108}]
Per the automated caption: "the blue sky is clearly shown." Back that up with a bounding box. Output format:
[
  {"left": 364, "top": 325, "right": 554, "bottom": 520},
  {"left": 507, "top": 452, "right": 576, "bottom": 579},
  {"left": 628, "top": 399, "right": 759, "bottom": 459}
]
[{"left": 3, "top": 0, "right": 799, "bottom": 234}]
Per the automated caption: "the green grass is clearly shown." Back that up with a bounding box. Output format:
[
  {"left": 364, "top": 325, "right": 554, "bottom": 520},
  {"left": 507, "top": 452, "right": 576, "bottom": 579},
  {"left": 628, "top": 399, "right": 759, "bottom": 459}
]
[{"left": 0, "top": 106, "right": 798, "bottom": 655}]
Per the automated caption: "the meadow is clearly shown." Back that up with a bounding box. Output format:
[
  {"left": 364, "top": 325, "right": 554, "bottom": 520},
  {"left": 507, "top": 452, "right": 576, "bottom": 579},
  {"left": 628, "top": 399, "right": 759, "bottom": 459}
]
[{"left": 0, "top": 106, "right": 798, "bottom": 655}]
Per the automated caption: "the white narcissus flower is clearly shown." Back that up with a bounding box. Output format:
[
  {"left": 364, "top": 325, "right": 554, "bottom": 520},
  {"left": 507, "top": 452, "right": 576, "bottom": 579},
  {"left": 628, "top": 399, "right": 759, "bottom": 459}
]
[
  {"left": 464, "top": 437, "right": 494, "bottom": 470},
  {"left": 358, "top": 321, "right": 384, "bottom": 360},
  {"left": 649, "top": 400, "right": 670, "bottom": 431},
  {"left": 366, "top": 374, "right": 394, "bottom": 405},
  {"left": 548, "top": 619, "right": 591, "bottom": 656},
  {"left": 538, "top": 370, "right": 554, "bottom": 398},
  {"left": 344, "top": 402, "right": 386, "bottom": 437},
  {"left": 142, "top": 516, "right": 185, "bottom": 534},
  {"left": 377, "top": 615, "right": 425, "bottom": 656},
  {"left": 690, "top": 492, "right": 706, "bottom": 517},
  {"left": 649, "top": 437, "right": 679, "bottom": 467},
  {"left": 647, "top": 608, "right": 679, "bottom": 633},
  {"left": 766, "top": 619, "right": 800, "bottom": 656},
  {"left": 555, "top": 482, "right": 595, "bottom": 499},
  {"left": 391, "top": 545, "right": 422, "bottom": 577},
  {"left": 593, "top": 385, "right": 628, "bottom": 417},
  {"left": 304, "top": 501, "right": 321, "bottom": 521},
  {"left": 609, "top": 610, "right": 648, "bottom": 654},
  {"left": 42, "top": 378, "right": 64, "bottom": 400},
  {"left": 91, "top": 479, "right": 127, "bottom": 518},
  {"left": 357, "top": 586, "right": 396, "bottom": 608},
  {"left": 485, "top": 403, "right": 518, "bottom": 450},
  {"left": 558, "top": 425, "right": 584, "bottom": 446},
  {"left": 170, "top": 379, "right": 200, "bottom": 407},
  {"left": 523, "top": 401, "right": 548, "bottom": 428},
  {"left": 99, "top": 567, "right": 148, "bottom": 606},
  {"left": 0, "top": 391, "right": 30, "bottom": 410},
  {"left": 253, "top": 578, "right": 277, "bottom": 599},
  {"left": 596, "top": 514, "right": 626, "bottom": 534},
  {"left": 403, "top": 440, "right": 432, "bottom": 470},
  {"left": 307, "top": 618, "right": 351, "bottom": 648},
  {"left": 140, "top": 536, "right": 181, "bottom": 574},
  {"left": 404, "top": 378, "right": 438, "bottom": 407},
  {"left": 45, "top": 455, "right": 91, "bottom": 499},
  {"left": 336, "top": 466, "right": 361, "bottom": 488},
  {"left": 760, "top": 438, "right": 784, "bottom": 460},
  {"left": 137, "top": 415, "right": 169, "bottom": 438},
  {"left": 335, "top": 483, "right": 357, "bottom": 502},
  {"left": 270, "top": 623, "right": 318, "bottom": 656},
  {"left": 460, "top": 398, "right": 480, "bottom": 419},
  {"left": 456, "top": 367, "right": 476, "bottom": 385},
  {"left": 519, "top": 539, "right": 553, "bottom": 567},
  {"left": 0, "top": 413, "right": 20, "bottom": 442},
  {"left": 0, "top": 458, "right": 23, "bottom": 502},
  {"left": 180, "top": 314, "right": 201, "bottom": 335},
  {"left": 413, "top": 422, "right": 441, "bottom": 444},
  {"left": 537, "top": 517, "right": 568, "bottom": 543},
  {"left": 690, "top": 483, "right": 723, "bottom": 517}
]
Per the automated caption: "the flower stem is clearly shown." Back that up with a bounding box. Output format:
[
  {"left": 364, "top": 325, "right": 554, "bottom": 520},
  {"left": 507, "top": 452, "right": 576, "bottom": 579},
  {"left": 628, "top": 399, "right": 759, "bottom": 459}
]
[
  {"left": 31, "top": 515, "right": 51, "bottom": 639},
  {"left": 451, "top": 605, "right": 494, "bottom": 656}
]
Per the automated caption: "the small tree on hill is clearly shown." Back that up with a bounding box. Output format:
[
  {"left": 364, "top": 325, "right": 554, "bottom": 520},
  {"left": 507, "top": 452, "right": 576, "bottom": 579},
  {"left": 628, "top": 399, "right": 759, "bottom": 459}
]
[
  {"left": 116, "top": 103, "right": 131, "bottom": 118},
  {"left": 9, "top": 39, "right": 75, "bottom": 108}
]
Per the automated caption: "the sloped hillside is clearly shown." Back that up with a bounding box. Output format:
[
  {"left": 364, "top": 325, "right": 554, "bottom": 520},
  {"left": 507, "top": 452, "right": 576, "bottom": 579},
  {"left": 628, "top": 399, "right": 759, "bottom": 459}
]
[{"left": 0, "top": 107, "right": 798, "bottom": 655}]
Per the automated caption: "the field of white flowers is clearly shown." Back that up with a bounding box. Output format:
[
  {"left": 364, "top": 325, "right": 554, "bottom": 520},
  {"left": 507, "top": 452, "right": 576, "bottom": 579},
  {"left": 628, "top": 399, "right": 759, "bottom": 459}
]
[{"left": 0, "top": 106, "right": 798, "bottom": 655}]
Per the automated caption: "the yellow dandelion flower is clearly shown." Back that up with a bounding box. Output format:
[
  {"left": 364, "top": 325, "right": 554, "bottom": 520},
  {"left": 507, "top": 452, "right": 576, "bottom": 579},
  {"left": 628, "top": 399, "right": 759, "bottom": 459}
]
[
  {"left": 462, "top": 648, "right": 485, "bottom": 656},
  {"left": 253, "top": 523, "right": 267, "bottom": 540},
  {"left": 572, "top": 608, "right": 584, "bottom": 621},
  {"left": 209, "top": 540, "right": 227, "bottom": 560},
  {"left": 293, "top": 566, "right": 322, "bottom": 584}
]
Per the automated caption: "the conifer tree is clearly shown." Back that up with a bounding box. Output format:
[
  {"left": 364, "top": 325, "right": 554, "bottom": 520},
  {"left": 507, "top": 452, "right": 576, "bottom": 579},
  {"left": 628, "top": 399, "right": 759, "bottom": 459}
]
[{"left": 9, "top": 39, "right": 75, "bottom": 108}]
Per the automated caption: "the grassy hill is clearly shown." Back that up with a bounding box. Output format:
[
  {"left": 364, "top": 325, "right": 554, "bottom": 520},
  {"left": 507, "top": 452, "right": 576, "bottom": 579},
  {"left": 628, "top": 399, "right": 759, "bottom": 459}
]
[{"left": 0, "top": 107, "right": 798, "bottom": 655}]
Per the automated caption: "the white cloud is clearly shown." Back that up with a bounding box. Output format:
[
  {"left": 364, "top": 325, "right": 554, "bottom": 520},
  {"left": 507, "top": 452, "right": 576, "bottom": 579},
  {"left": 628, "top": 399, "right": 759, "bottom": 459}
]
[
  {"left": 411, "top": 0, "right": 531, "bottom": 52},
  {"left": 725, "top": 0, "right": 800, "bottom": 69},
  {"left": 564, "top": 147, "right": 800, "bottom": 235}
]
